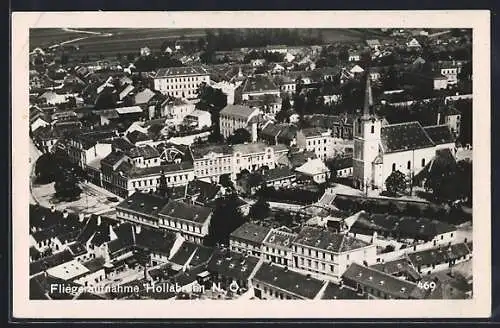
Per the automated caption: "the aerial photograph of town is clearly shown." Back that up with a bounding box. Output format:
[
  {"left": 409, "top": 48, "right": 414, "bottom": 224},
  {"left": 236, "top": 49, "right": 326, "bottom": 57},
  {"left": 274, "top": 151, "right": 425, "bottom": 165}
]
[{"left": 28, "top": 27, "right": 473, "bottom": 301}]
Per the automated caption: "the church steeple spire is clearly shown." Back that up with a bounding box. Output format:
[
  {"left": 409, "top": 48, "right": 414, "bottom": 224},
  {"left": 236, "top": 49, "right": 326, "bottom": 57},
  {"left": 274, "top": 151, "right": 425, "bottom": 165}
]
[{"left": 362, "top": 73, "right": 373, "bottom": 118}]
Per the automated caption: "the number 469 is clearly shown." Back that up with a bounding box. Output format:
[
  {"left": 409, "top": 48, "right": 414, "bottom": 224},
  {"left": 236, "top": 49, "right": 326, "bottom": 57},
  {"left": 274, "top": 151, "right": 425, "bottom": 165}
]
[{"left": 417, "top": 281, "right": 437, "bottom": 290}]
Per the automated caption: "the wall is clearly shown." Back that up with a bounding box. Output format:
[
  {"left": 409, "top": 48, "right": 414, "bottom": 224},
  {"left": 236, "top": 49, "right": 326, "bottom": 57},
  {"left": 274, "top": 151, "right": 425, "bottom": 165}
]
[{"left": 382, "top": 147, "right": 436, "bottom": 189}]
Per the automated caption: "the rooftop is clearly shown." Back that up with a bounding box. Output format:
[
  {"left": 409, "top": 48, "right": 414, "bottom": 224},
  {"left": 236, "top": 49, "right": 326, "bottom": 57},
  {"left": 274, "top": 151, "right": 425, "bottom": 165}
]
[
  {"left": 301, "top": 127, "right": 331, "bottom": 138},
  {"left": 343, "top": 263, "right": 423, "bottom": 299},
  {"left": 158, "top": 200, "right": 213, "bottom": 225},
  {"left": 156, "top": 66, "right": 208, "bottom": 78},
  {"left": 117, "top": 192, "right": 168, "bottom": 217},
  {"left": 263, "top": 228, "right": 297, "bottom": 248},
  {"left": 191, "top": 144, "right": 233, "bottom": 160},
  {"left": 262, "top": 166, "right": 296, "bottom": 183},
  {"left": 408, "top": 243, "right": 472, "bottom": 268},
  {"left": 127, "top": 162, "right": 194, "bottom": 179},
  {"left": 207, "top": 250, "right": 260, "bottom": 281},
  {"left": 253, "top": 263, "right": 325, "bottom": 299},
  {"left": 230, "top": 222, "right": 272, "bottom": 244},
  {"left": 126, "top": 145, "right": 159, "bottom": 159},
  {"left": 220, "top": 104, "right": 258, "bottom": 120},
  {"left": 30, "top": 249, "right": 74, "bottom": 276},
  {"left": 242, "top": 76, "right": 279, "bottom": 94},
  {"left": 381, "top": 121, "right": 435, "bottom": 154},
  {"left": 293, "top": 226, "right": 371, "bottom": 253},
  {"left": 321, "top": 282, "right": 365, "bottom": 300},
  {"left": 423, "top": 125, "right": 455, "bottom": 145}
]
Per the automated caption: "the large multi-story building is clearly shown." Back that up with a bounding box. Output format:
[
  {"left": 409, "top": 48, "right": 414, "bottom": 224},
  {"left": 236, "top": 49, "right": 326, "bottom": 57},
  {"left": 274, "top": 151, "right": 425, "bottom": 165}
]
[
  {"left": 296, "top": 127, "right": 336, "bottom": 160},
  {"left": 291, "top": 226, "right": 377, "bottom": 282},
  {"left": 190, "top": 142, "right": 289, "bottom": 182},
  {"left": 153, "top": 66, "right": 210, "bottom": 99},
  {"left": 219, "top": 104, "right": 260, "bottom": 140},
  {"left": 262, "top": 227, "right": 297, "bottom": 267},
  {"left": 240, "top": 75, "right": 281, "bottom": 101},
  {"left": 229, "top": 222, "right": 271, "bottom": 257}
]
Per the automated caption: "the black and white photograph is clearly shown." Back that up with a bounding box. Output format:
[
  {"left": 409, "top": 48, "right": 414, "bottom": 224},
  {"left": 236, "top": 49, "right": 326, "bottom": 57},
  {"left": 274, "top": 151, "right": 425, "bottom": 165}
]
[{"left": 12, "top": 11, "right": 490, "bottom": 319}]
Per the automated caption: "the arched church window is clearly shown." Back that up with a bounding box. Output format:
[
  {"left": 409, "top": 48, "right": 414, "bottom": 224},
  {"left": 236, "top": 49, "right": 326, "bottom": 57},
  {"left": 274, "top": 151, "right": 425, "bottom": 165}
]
[
  {"left": 407, "top": 161, "right": 411, "bottom": 170},
  {"left": 392, "top": 163, "right": 396, "bottom": 171},
  {"left": 421, "top": 158, "right": 426, "bottom": 167},
  {"left": 371, "top": 125, "right": 374, "bottom": 134}
]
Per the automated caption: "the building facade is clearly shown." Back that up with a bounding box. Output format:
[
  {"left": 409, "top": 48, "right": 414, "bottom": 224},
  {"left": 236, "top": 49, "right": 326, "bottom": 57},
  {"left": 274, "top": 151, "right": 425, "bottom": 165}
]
[{"left": 153, "top": 66, "right": 210, "bottom": 99}]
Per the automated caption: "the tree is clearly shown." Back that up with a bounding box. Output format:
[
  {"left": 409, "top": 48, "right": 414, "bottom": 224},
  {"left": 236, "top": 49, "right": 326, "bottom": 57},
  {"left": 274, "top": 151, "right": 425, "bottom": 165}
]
[
  {"left": 54, "top": 176, "right": 82, "bottom": 201},
  {"left": 148, "top": 123, "right": 163, "bottom": 140},
  {"left": 219, "top": 173, "right": 234, "bottom": 189},
  {"left": 247, "top": 172, "right": 264, "bottom": 190},
  {"left": 249, "top": 197, "right": 270, "bottom": 220},
  {"left": 276, "top": 97, "right": 291, "bottom": 123},
  {"left": 227, "top": 128, "right": 251, "bottom": 144},
  {"left": 35, "top": 153, "right": 59, "bottom": 184},
  {"left": 385, "top": 170, "right": 407, "bottom": 195},
  {"left": 205, "top": 194, "right": 246, "bottom": 247}
]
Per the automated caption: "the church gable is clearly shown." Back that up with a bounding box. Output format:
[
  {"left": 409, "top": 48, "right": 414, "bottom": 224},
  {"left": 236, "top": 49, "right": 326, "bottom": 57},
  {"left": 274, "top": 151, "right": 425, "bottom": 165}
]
[{"left": 381, "top": 122, "right": 435, "bottom": 154}]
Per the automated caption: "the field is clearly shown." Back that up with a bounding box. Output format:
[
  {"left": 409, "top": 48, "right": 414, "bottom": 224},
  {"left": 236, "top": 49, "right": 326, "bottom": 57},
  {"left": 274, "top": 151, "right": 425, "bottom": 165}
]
[{"left": 29, "top": 28, "right": 386, "bottom": 61}]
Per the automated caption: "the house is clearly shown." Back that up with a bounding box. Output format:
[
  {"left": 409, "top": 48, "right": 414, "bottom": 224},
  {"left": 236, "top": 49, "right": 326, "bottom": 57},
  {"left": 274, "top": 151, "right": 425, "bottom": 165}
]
[
  {"left": 183, "top": 109, "right": 212, "bottom": 129},
  {"left": 352, "top": 75, "right": 457, "bottom": 191},
  {"left": 211, "top": 80, "right": 242, "bottom": 105},
  {"left": 342, "top": 263, "right": 426, "bottom": 299},
  {"left": 295, "top": 158, "right": 330, "bottom": 184},
  {"left": 252, "top": 263, "right": 327, "bottom": 300},
  {"left": 134, "top": 88, "right": 156, "bottom": 105},
  {"left": 153, "top": 66, "right": 210, "bottom": 99},
  {"left": 262, "top": 166, "right": 296, "bottom": 188},
  {"left": 250, "top": 59, "right": 266, "bottom": 67},
  {"left": 406, "top": 38, "right": 422, "bottom": 48},
  {"left": 30, "top": 109, "right": 51, "bottom": 132},
  {"left": 259, "top": 123, "right": 298, "bottom": 146},
  {"left": 291, "top": 226, "right": 377, "bottom": 282},
  {"left": 164, "top": 98, "right": 196, "bottom": 125},
  {"left": 66, "top": 134, "right": 114, "bottom": 170},
  {"left": 157, "top": 200, "right": 213, "bottom": 244},
  {"left": 271, "top": 63, "right": 285, "bottom": 74},
  {"left": 368, "top": 67, "right": 382, "bottom": 81},
  {"left": 240, "top": 75, "right": 281, "bottom": 102},
  {"left": 261, "top": 226, "right": 297, "bottom": 267},
  {"left": 207, "top": 250, "right": 261, "bottom": 294},
  {"left": 348, "top": 50, "right": 361, "bottom": 62},
  {"left": 439, "top": 63, "right": 460, "bottom": 85},
  {"left": 370, "top": 258, "right": 421, "bottom": 282},
  {"left": 229, "top": 222, "right": 272, "bottom": 257},
  {"left": 296, "top": 127, "right": 336, "bottom": 160},
  {"left": 219, "top": 104, "right": 260, "bottom": 140},
  {"left": 329, "top": 156, "right": 353, "bottom": 178},
  {"left": 350, "top": 64, "right": 365, "bottom": 75},
  {"left": 284, "top": 53, "right": 296, "bottom": 63},
  {"left": 438, "top": 107, "right": 462, "bottom": 138},
  {"left": 185, "top": 179, "right": 224, "bottom": 206},
  {"left": 274, "top": 75, "right": 296, "bottom": 95},
  {"left": 407, "top": 243, "right": 472, "bottom": 276},
  {"left": 366, "top": 39, "right": 381, "bottom": 50},
  {"left": 97, "top": 106, "right": 144, "bottom": 126}
]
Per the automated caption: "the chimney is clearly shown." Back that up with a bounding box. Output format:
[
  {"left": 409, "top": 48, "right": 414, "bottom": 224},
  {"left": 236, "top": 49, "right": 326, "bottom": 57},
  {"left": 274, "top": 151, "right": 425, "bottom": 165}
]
[
  {"left": 135, "top": 225, "right": 142, "bottom": 234},
  {"left": 97, "top": 216, "right": 102, "bottom": 226},
  {"left": 62, "top": 210, "right": 69, "bottom": 219}
]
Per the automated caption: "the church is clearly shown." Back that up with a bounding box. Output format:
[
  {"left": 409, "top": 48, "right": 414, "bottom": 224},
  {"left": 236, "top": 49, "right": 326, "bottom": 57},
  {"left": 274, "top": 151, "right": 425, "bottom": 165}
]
[{"left": 352, "top": 74, "right": 457, "bottom": 191}]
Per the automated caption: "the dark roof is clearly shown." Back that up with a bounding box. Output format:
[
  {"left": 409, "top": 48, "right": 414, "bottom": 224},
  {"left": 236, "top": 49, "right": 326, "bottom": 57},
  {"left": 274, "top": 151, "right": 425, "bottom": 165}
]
[
  {"left": 329, "top": 157, "right": 353, "bottom": 170},
  {"left": 423, "top": 125, "right": 455, "bottom": 145},
  {"left": 301, "top": 127, "right": 330, "bottom": 138},
  {"left": 253, "top": 263, "right": 325, "bottom": 299},
  {"left": 207, "top": 251, "right": 260, "bottom": 281},
  {"left": 126, "top": 145, "right": 160, "bottom": 159},
  {"left": 293, "top": 226, "right": 370, "bottom": 253},
  {"left": 186, "top": 179, "right": 221, "bottom": 204},
  {"left": 288, "top": 150, "right": 317, "bottom": 168},
  {"left": 135, "top": 228, "right": 177, "bottom": 255},
  {"left": 82, "top": 257, "right": 106, "bottom": 273},
  {"left": 169, "top": 241, "right": 198, "bottom": 266},
  {"left": 230, "top": 222, "right": 271, "bottom": 245},
  {"left": 354, "top": 214, "right": 456, "bottom": 240},
  {"left": 189, "top": 246, "right": 215, "bottom": 267},
  {"left": 370, "top": 258, "right": 421, "bottom": 281},
  {"left": 101, "top": 151, "right": 125, "bottom": 166},
  {"left": 342, "top": 263, "right": 423, "bottom": 299},
  {"left": 407, "top": 243, "right": 472, "bottom": 267},
  {"left": 67, "top": 242, "right": 87, "bottom": 257},
  {"left": 158, "top": 200, "right": 213, "bottom": 225},
  {"left": 262, "top": 166, "right": 296, "bottom": 183},
  {"left": 321, "top": 282, "right": 365, "bottom": 300},
  {"left": 30, "top": 250, "right": 74, "bottom": 276},
  {"left": 107, "top": 223, "right": 135, "bottom": 254},
  {"left": 117, "top": 192, "right": 167, "bottom": 218},
  {"left": 242, "top": 76, "right": 279, "bottom": 94},
  {"left": 110, "top": 138, "right": 134, "bottom": 152},
  {"left": 127, "top": 130, "right": 151, "bottom": 144},
  {"left": 381, "top": 122, "right": 435, "bottom": 153}
]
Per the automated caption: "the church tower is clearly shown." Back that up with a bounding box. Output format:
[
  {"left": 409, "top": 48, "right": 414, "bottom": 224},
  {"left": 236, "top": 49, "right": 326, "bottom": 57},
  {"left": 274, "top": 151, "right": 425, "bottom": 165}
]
[{"left": 353, "top": 73, "right": 382, "bottom": 190}]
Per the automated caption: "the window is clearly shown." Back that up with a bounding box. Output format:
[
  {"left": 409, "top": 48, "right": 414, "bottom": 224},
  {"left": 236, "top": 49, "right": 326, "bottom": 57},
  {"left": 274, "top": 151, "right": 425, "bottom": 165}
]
[
  {"left": 407, "top": 161, "right": 411, "bottom": 170},
  {"left": 422, "top": 158, "right": 426, "bottom": 167},
  {"left": 371, "top": 125, "right": 374, "bottom": 134},
  {"left": 392, "top": 163, "right": 396, "bottom": 171}
]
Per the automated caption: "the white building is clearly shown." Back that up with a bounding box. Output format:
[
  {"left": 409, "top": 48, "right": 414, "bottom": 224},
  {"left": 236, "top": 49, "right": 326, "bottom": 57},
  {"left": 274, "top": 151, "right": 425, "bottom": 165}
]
[
  {"left": 295, "top": 158, "right": 330, "bottom": 184},
  {"left": 184, "top": 109, "right": 212, "bottom": 129},
  {"left": 153, "top": 66, "right": 210, "bottom": 99},
  {"left": 296, "top": 127, "right": 336, "bottom": 160},
  {"left": 241, "top": 76, "right": 281, "bottom": 101},
  {"left": 219, "top": 104, "right": 260, "bottom": 140},
  {"left": 211, "top": 80, "right": 242, "bottom": 105},
  {"left": 164, "top": 98, "right": 196, "bottom": 125},
  {"left": 353, "top": 76, "right": 457, "bottom": 191}
]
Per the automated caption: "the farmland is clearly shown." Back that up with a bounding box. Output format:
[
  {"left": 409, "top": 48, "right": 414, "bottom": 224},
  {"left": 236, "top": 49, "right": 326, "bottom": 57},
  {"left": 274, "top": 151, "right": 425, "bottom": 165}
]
[{"left": 29, "top": 28, "right": 386, "bottom": 61}]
